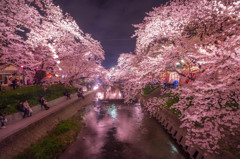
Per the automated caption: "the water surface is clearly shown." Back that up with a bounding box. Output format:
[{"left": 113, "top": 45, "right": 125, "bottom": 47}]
[{"left": 60, "top": 101, "right": 188, "bottom": 159}]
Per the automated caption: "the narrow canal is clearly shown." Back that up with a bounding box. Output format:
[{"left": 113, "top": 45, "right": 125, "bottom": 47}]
[{"left": 60, "top": 100, "right": 188, "bottom": 159}]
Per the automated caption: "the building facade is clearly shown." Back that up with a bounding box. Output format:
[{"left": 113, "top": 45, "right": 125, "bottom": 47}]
[{"left": 0, "top": 65, "right": 24, "bottom": 86}]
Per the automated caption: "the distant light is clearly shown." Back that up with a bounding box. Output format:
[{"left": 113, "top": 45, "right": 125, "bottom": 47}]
[
  {"left": 83, "top": 86, "right": 87, "bottom": 92},
  {"left": 53, "top": 54, "right": 58, "bottom": 59},
  {"left": 93, "top": 85, "right": 99, "bottom": 90},
  {"left": 84, "top": 51, "right": 91, "bottom": 56},
  {"left": 57, "top": 61, "right": 60, "bottom": 64},
  {"left": 96, "top": 92, "right": 104, "bottom": 100},
  {"left": 56, "top": 74, "right": 59, "bottom": 77},
  {"left": 181, "top": 59, "right": 184, "bottom": 63},
  {"left": 59, "top": 68, "right": 62, "bottom": 71},
  {"left": 176, "top": 62, "right": 180, "bottom": 66},
  {"left": 170, "top": 144, "right": 178, "bottom": 153},
  {"left": 107, "top": 104, "right": 117, "bottom": 119},
  {"left": 21, "top": 66, "right": 24, "bottom": 69}
]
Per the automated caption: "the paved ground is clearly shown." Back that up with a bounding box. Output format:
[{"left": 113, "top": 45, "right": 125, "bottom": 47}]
[{"left": 0, "top": 91, "right": 92, "bottom": 143}]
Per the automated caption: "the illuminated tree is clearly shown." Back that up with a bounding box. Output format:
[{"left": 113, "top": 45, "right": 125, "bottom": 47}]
[
  {"left": 120, "top": 0, "right": 240, "bottom": 154},
  {"left": 0, "top": 0, "right": 106, "bottom": 84}
]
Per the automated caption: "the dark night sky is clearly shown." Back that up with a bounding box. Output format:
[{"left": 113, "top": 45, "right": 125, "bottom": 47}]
[{"left": 53, "top": 0, "right": 168, "bottom": 69}]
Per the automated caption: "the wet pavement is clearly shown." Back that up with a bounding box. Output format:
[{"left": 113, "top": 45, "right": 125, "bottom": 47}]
[{"left": 60, "top": 100, "right": 188, "bottom": 159}]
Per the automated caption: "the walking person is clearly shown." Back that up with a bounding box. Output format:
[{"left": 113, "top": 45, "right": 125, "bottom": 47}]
[{"left": 23, "top": 100, "right": 32, "bottom": 117}]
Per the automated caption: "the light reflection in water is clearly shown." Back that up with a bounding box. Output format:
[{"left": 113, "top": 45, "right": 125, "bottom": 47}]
[
  {"left": 170, "top": 143, "right": 179, "bottom": 153},
  {"left": 60, "top": 102, "right": 188, "bottom": 159},
  {"left": 107, "top": 104, "right": 117, "bottom": 119}
]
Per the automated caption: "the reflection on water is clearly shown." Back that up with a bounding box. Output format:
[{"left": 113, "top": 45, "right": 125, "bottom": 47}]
[
  {"left": 60, "top": 102, "right": 188, "bottom": 159},
  {"left": 170, "top": 143, "right": 179, "bottom": 153},
  {"left": 107, "top": 104, "right": 117, "bottom": 119}
]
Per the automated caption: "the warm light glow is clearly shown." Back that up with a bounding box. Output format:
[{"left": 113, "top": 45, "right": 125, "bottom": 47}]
[{"left": 46, "top": 73, "right": 53, "bottom": 78}]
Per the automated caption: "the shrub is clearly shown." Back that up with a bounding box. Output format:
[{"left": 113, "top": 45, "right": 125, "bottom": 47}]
[
  {"left": 14, "top": 116, "right": 81, "bottom": 159},
  {"left": 162, "top": 93, "right": 181, "bottom": 116},
  {"left": 142, "top": 83, "right": 160, "bottom": 95},
  {"left": 53, "top": 118, "right": 80, "bottom": 135}
]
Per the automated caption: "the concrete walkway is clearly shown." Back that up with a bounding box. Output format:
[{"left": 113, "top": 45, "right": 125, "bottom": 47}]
[{"left": 0, "top": 91, "right": 93, "bottom": 143}]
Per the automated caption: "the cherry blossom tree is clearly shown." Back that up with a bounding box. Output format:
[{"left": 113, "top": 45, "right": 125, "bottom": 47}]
[
  {"left": 119, "top": 0, "right": 240, "bottom": 155},
  {"left": 114, "top": 53, "right": 136, "bottom": 81},
  {"left": 0, "top": 0, "right": 42, "bottom": 72},
  {"left": 0, "top": 0, "right": 106, "bottom": 84}
]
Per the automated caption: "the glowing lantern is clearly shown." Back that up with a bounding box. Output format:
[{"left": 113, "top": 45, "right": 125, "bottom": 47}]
[{"left": 46, "top": 73, "right": 53, "bottom": 78}]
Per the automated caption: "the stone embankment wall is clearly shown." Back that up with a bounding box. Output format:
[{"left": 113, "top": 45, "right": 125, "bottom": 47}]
[
  {"left": 0, "top": 92, "right": 95, "bottom": 159},
  {"left": 139, "top": 96, "right": 236, "bottom": 159}
]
